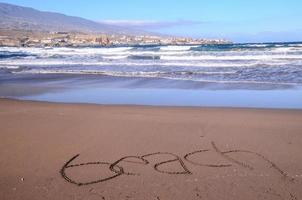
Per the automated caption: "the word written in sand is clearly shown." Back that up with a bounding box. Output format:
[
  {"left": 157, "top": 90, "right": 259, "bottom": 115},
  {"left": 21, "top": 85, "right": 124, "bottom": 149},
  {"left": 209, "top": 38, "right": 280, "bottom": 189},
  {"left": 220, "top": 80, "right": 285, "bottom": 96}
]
[{"left": 60, "top": 141, "right": 291, "bottom": 186}]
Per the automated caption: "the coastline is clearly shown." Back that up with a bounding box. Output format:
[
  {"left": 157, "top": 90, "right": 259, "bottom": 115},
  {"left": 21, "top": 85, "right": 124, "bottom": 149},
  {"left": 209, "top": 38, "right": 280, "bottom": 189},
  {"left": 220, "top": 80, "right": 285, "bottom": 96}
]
[
  {"left": 1, "top": 97, "right": 302, "bottom": 111},
  {"left": 1, "top": 98, "right": 302, "bottom": 199}
]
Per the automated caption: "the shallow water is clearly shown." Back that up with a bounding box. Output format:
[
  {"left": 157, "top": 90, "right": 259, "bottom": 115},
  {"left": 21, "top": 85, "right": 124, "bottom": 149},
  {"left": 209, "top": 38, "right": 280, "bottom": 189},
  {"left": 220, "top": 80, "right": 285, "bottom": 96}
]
[
  {"left": 20, "top": 87, "right": 302, "bottom": 109},
  {"left": 0, "top": 74, "right": 300, "bottom": 109}
]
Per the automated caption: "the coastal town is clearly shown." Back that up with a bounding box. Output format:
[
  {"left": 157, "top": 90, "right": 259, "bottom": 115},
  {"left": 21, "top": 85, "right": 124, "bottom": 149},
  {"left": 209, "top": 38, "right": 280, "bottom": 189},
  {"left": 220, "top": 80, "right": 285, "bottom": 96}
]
[{"left": 0, "top": 30, "right": 230, "bottom": 47}]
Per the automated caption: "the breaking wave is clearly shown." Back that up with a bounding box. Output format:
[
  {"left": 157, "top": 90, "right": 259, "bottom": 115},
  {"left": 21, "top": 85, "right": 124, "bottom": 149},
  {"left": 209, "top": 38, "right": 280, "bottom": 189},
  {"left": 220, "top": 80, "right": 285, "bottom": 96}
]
[{"left": 1, "top": 42, "right": 302, "bottom": 85}]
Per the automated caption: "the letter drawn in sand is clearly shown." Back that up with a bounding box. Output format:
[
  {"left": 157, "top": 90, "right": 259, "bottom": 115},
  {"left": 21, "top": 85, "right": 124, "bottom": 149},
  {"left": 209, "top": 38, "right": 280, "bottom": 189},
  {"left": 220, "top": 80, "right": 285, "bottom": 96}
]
[
  {"left": 60, "top": 154, "right": 123, "bottom": 186},
  {"left": 110, "top": 156, "right": 149, "bottom": 176},
  {"left": 142, "top": 152, "right": 192, "bottom": 175},
  {"left": 211, "top": 141, "right": 291, "bottom": 180},
  {"left": 184, "top": 149, "right": 232, "bottom": 168}
]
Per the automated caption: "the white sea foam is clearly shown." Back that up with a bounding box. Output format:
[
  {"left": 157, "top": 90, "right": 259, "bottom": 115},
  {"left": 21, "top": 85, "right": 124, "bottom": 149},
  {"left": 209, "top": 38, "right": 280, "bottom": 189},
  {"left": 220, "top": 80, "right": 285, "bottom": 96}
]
[
  {"left": 161, "top": 54, "right": 302, "bottom": 61},
  {"left": 13, "top": 69, "right": 298, "bottom": 86},
  {"left": 0, "top": 46, "right": 134, "bottom": 56},
  {"left": 245, "top": 44, "right": 268, "bottom": 47},
  {"left": 14, "top": 69, "right": 238, "bottom": 78},
  {"left": 271, "top": 47, "right": 300, "bottom": 52},
  {"left": 0, "top": 65, "right": 20, "bottom": 69},
  {"left": 102, "top": 55, "right": 128, "bottom": 60},
  {"left": 160, "top": 45, "right": 194, "bottom": 51},
  {"left": 0, "top": 59, "right": 291, "bottom": 68}
]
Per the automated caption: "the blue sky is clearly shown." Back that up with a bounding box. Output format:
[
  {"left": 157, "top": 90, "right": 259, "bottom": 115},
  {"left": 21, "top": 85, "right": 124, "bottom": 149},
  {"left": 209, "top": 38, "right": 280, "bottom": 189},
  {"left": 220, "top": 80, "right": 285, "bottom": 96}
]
[{"left": 1, "top": 0, "right": 302, "bottom": 42}]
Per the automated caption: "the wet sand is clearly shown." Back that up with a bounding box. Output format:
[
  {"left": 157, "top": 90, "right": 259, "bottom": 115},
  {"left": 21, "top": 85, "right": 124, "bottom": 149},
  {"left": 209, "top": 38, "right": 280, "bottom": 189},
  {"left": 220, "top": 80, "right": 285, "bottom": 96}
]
[
  {"left": 0, "top": 98, "right": 302, "bottom": 200},
  {"left": 1, "top": 73, "right": 302, "bottom": 109}
]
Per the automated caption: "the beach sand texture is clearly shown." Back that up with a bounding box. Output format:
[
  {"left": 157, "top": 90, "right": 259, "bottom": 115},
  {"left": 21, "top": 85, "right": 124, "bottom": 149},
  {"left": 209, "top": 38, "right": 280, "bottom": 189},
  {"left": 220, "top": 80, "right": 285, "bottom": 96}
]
[{"left": 0, "top": 99, "right": 302, "bottom": 200}]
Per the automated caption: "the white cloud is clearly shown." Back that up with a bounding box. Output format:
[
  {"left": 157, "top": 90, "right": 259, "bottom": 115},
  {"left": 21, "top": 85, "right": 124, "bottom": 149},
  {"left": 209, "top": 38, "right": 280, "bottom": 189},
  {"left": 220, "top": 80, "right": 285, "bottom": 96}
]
[{"left": 99, "top": 19, "right": 203, "bottom": 29}]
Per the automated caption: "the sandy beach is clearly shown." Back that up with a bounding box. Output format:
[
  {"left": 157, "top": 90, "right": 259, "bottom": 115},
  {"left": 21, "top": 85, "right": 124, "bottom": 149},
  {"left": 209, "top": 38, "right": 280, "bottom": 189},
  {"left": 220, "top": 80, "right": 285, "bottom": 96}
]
[{"left": 0, "top": 98, "right": 302, "bottom": 200}]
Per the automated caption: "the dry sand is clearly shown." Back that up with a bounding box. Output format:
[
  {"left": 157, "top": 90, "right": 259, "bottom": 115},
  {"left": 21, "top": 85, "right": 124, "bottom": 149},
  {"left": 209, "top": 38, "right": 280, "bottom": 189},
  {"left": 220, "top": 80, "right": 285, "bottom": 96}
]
[{"left": 0, "top": 98, "right": 302, "bottom": 200}]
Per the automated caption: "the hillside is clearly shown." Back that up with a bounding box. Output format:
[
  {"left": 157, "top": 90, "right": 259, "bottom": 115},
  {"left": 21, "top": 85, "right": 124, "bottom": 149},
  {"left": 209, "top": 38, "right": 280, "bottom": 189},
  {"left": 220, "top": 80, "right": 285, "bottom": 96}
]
[{"left": 0, "top": 2, "right": 142, "bottom": 35}]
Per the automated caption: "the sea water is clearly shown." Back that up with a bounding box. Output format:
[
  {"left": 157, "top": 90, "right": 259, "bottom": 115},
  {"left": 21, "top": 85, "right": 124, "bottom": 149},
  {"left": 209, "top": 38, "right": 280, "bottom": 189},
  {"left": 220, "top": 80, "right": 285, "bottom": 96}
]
[{"left": 1, "top": 42, "right": 302, "bottom": 108}]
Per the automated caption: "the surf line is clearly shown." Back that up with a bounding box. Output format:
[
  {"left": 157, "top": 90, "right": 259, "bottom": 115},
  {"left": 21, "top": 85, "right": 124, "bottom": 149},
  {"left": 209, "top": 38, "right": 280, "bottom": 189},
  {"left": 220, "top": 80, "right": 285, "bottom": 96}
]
[{"left": 60, "top": 141, "right": 291, "bottom": 186}]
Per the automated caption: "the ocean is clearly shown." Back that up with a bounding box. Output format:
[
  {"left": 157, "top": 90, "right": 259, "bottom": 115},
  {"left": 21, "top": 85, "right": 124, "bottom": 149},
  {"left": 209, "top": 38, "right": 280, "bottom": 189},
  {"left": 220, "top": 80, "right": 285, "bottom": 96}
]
[{"left": 1, "top": 42, "right": 302, "bottom": 108}]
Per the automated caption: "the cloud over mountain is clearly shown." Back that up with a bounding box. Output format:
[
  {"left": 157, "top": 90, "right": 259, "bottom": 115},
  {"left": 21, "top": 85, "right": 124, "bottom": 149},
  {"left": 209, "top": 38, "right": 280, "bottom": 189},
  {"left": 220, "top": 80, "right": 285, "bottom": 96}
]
[{"left": 99, "top": 19, "right": 203, "bottom": 30}]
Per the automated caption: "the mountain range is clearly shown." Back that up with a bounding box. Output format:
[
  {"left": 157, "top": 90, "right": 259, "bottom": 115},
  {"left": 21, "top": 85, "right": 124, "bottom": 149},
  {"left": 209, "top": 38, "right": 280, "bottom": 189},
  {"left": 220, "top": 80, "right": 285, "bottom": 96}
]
[{"left": 0, "top": 2, "right": 147, "bottom": 35}]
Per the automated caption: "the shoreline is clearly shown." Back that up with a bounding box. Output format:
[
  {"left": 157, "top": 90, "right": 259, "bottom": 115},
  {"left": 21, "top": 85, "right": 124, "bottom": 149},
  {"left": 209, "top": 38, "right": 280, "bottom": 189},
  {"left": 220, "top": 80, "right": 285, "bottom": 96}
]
[
  {"left": 1, "top": 73, "right": 302, "bottom": 109},
  {"left": 2, "top": 97, "right": 302, "bottom": 111}
]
